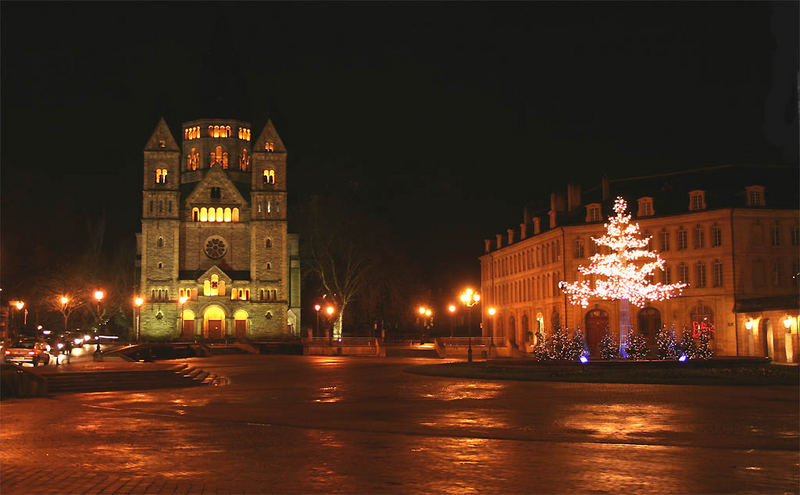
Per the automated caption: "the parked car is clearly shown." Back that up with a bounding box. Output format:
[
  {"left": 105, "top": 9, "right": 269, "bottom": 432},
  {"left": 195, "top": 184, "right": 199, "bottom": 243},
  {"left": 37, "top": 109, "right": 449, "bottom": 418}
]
[{"left": 3, "top": 338, "right": 51, "bottom": 366}]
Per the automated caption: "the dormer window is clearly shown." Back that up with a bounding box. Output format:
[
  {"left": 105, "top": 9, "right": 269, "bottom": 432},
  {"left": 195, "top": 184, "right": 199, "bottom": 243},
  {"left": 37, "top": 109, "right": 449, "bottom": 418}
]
[
  {"left": 637, "top": 197, "right": 654, "bottom": 217},
  {"left": 210, "top": 187, "right": 221, "bottom": 199},
  {"left": 265, "top": 142, "right": 275, "bottom": 152},
  {"left": 586, "top": 203, "right": 602, "bottom": 223},
  {"left": 745, "top": 185, "right": 765, "bottom": 207},
  {"left": 158, "top": 139, "right": 166, "bottom": 148},
  {"left": 689, "top": 190, "right": 706, "bottom": 211}
]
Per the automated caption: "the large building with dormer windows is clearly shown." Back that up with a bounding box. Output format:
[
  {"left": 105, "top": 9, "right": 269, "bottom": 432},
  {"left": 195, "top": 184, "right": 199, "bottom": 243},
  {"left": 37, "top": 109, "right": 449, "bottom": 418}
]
[
  {"left": 480, "top": 165, "right": 799, "bottom": 363},
  {"left": 136, "top": 118, "right": 300, "bottom": 341}
]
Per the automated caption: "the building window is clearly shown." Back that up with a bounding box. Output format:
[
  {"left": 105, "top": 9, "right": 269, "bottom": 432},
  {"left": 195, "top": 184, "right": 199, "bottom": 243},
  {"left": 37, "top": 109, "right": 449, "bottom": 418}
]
[
  {"left": 660, "top": 230, "right": 670, "bottom": 252},
  {"left": 192, "top": 208, "right": 199, "bottom": 221},
  {"left": 266, "top": 262, "right": 272, "bottom": 270},
  {"left": 689, "top": 190, "right": 706, "bottom": 211},
  {"left": 204, "top": 237, "right": 227, "bottom": 259},
  {"left": 771, "top": 223, "right": 781, "bottom": 246},
  {"left": 266, "top": 237, "right": 272, "bottom": 248},
  {"left": 643, "top": 231, "right": 653, "bottom": 251},
  {"left": 662, "top": 266, "right": 672, "bottom": 284},
  {"left": 712, "top": 260, "right": 723, "bottom": 287},
  {"left": 157, "top": 237, "right": 164, "bottom": 248},
  {"left": 772, "top": 260, "right": 782, "bottom": 287},
  {"left": 574, "top": 238, "right": 584, "bottom": 258},
  {"left": 265, "top": 142, "right": 275, "bottom": 152},
  {"left": 693, "top": 225, "right": 705, "bottom": 249},
  {"left": 695, "top": 262, "right": 706, "bottom": 288},
  {"left": 155, "top": 168, "right": 168, "bottom": 184},
  {"left": 240, "top": 149, "right": 250, "bottom": 171},
  {"left": 266, "top": 311, "right": 273, "bottom": 320},
  {"left": 745, "top": 185, "right": 765, "bottom": 207},
  {"left": 186, "top": 148, "right": 199, "bottom": 170},
  {"left": 637, "top": 197, "right": 654, "bottom": 217},
  {"left": 586, "top": 204, "right": 601, "bottom": 223},
  {"left": 232, "top": 208, "right": 239, "bottom": 222},
  {"left": 157, "top": 262, "right": 163, "bottom": 269},
  {"left": 678, "top": 263, "right": 689, "bottom": 284},
  {"left": 263, "top": 170, "right": 275, "bottom": 184},
  {"left": 210, "top": 187, "right": 221, "bottom": 199},
  {"left": 711, "top": 224, "right": 722, "bottom": 247},
  {"left": 677, "top": 228, "right": 687, "bottom": 250}
]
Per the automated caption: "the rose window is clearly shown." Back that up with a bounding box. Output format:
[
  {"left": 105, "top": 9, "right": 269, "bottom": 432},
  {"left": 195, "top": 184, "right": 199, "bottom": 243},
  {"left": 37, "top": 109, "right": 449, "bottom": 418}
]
[{"left": 204, "top": 237, "right": 227, "bottom": 259}]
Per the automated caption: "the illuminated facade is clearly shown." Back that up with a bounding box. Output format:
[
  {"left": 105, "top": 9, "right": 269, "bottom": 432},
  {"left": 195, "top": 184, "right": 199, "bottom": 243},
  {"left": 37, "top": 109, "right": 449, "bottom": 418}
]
[
  {"left": 480, "top": 166, "right": 799, "bottom": 362},
  {"left": 136, "top": 118, "right": 301, "bottom": 340}
]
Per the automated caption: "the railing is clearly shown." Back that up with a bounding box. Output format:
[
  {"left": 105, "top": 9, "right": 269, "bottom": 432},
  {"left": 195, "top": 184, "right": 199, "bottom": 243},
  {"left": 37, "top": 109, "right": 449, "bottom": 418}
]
[{"left": 303, "top": 337, "right": 377, "bottom": 347}]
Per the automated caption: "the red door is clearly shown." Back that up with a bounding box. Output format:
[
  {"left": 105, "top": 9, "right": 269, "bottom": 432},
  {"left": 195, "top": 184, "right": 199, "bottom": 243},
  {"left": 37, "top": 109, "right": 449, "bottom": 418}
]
[
  {"left": 207, "top": 320, "right": 223, "bottom": 340},
  {"left": 585, "top": 309, "right": 609, "bottom": 358},
  {"left": 181, "top": 319, "right": 194, "bottom": 340},
  {"left": 234, "top": 319, "right": 247, "bottom": 340}
]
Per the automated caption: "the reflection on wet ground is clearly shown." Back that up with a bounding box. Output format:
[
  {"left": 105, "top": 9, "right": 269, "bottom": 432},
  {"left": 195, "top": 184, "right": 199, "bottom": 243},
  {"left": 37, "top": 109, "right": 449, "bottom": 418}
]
[{"left": 1, "top": 355, "right": 797, "bottom": 494}]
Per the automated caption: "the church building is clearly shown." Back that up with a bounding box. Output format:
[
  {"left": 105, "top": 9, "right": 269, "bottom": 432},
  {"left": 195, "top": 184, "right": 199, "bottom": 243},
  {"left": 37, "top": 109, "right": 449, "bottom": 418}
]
[{"left": 136, "top": 117, "right": 300, "bottom": 341}]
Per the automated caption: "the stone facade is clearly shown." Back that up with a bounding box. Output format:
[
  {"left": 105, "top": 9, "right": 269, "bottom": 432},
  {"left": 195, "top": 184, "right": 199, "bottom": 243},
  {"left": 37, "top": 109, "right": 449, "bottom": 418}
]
[
  {"left": 136, "top": 118, "right": 300, "bottom": 341},
  {"left": 480, "top": 166, "right": 800, "bottom": 362}
]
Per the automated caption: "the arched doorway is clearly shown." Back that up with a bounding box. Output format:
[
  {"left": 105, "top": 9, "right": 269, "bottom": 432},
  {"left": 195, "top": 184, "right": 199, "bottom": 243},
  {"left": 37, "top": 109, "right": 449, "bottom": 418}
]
[
  {"left": 509, "top": 316, "right": 516, "bottom": 346},
  {"left": 234, "top": 310, "right": 248, "bottom": 340},
  {"left": 638, "top": 307, "right": 661, "bottom": 350},
  {"left": 761, "top": 318, "right": 774, "bottom": 360},
  {"left": 181, "top": 309, "right": 196, "bottom": 340},
  {"left": 521, "top": 314, "right": 530, "bottom": 345},
  {"left": 203, "top": 306, "right": 226, "bottom": 340},
  {"left": 585, "top": 308, "right": 609, "bottom": 358}
]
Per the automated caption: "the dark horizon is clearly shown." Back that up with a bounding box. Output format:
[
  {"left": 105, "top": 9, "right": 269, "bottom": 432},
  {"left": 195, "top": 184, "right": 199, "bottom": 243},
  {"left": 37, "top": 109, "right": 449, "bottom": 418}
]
[{"left": 1, "top": 2, "right": 797, "bottom": 308}]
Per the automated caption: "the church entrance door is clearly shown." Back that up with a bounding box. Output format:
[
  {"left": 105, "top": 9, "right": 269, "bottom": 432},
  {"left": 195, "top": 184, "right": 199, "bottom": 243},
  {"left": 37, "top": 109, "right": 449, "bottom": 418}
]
[
  {"left": 235, "top": 320, "right": 247, "bottom": 339},
  {"left": 208, "top": 320, "right": 223, "bottom": 340},
  {"left": 182, "top": 320, "right": 194, "bottom": 339}
]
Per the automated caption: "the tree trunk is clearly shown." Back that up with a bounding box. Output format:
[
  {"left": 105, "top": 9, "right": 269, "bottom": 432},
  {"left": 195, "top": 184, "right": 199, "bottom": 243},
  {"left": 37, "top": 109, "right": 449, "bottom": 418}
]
[{"left": 618, "top": 298, "right": 631, "bottom": 358}]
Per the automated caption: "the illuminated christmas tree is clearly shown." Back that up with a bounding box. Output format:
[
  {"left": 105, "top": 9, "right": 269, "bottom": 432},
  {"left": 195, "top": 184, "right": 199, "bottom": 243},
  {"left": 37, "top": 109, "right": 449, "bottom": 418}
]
[
  {"left": 598, "top": 331, "right": 618, "bottom": 360},
  {"left": 656, "top": 326, "right": 678, "bottom": 360},
  {"left": 560, "top": 197, "right": 687, "bottom": 356},
  {"left": 624, "top": 331, "right": 649, "bottom": 360}
]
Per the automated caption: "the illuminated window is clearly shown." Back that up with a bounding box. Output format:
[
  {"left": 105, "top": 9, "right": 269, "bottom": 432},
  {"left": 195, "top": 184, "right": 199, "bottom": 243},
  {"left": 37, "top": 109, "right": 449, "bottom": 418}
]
[
  {"left": 693, "top": 225, "right": 705, "bottom": 249},
  {"left": 200, "top": 207, "right": 208, "bottom": 222},
  {"left": 689, "top": 190, "right": 706, "bottom": 211},
  {"left": 637, "top": 197, "right": 654, "bottom": 217},
  {"left": 222, "top": 152, "right": 229, "bottom": 169},
  {"left": 711, "top": 224, "right": 722, "bottom": 247},
  {"left": 208, "top": 207, "right": 216, "bottom": 222},
  {"left": 224, "top": 208, "right": 231, "bottom": 222},
  {"left": 216, "top": 207, "right": 223, "bottom": 221},
  {"left": 713, "top": 260, "right": 723, "bottom": 287},
  {"left": 158, "top": 139, "right": 166, "bottom": 148},
  {"left": 265, "top": 142, "right": 274, "bottom": 152},
  {"left": 186, "top": 148, "right": 199, "bottom": 170},
  {"left": 232, "top": 208, "right": 239, "bottom": 222},
  {"left": 745, "top": 185, "right": 765, "bottom": 207},
  {"left": 192, "top": 208, "right": 199, "bottom": 221},
  {"left": 203, "top": 274, "right": 225, "bottom": 296},
  {"left": 263, "top": 170, "right": 275, "bottom": 184},
  {"left": 677, "top": 228, "right": 687, "bottom": 250},
  {"left": 238, "top": 128, "right": 243, "bottom": 139},
  {"left": 586, "top": 204, "right": 601, "bottom": 223},
  {"left": 695, "top": 262, "right": 706, "bottom": 288},
  {"left": 240, "top": 149, "right": 250, "bottom": 171},
  {"left": 155, "top": 168, "right": 168, "bottom": 184},
  {"left": 226, "top": 126, "right": 232, "bottom": 137}
]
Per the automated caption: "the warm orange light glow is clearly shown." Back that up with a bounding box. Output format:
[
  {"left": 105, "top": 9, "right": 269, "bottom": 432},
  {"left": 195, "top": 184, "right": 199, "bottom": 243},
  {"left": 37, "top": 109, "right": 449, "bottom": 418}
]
[
  {"left": 134, "top": 297, "right": 144, "bottom": 307},
  {"left": 459, "top": 288, "right": 480, "bottom": 308},
  {"left": 744, "top": 319, "right": 753, "bottom": 331},
  {"left": 488, "top": 307, "right": 496, "bottom": 316},
  {"left": 94, "top": 290, "right": 104, "bottom": 302},
  {"left": 224, "top": 207, "right": 232, "bottom": 222},
  {"left": 784, "top": 317, "right": 793, "bottom": 329},
  {"left": 419, "top": 306, "right": 426, "bottom": 315},
  {"left": 179, "top": 296, "right": 188, "bottom": 305},
  {"left": 60, "top": 296, "right": 69, "bottom": 305},
  {"left": 13, "top": 301, "right": 24, "bottom": 310},
  {"left": 448, "top": 305, "right": 456, "bottom": 313},
  {"left": 425, "top": 309, "right": 432, "bottom": 317},
  {"left": 326, "top": 306, "right": 335, "bottom": 316},
  {"left": 314, "top": 304, "right": 321, "bottom": 312},
  {"left": 200, "top": 207, "right": 208, "bottom": 222}
]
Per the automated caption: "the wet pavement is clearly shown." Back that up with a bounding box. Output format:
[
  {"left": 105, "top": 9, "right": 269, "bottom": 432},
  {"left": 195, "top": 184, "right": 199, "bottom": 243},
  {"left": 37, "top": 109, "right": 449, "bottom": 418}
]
[{"left": 2, "top": 355, "right": 798, "bottom": 494}]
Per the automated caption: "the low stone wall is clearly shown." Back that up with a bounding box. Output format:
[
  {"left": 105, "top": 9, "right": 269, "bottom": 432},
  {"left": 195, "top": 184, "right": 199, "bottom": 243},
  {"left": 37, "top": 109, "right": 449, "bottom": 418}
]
[{"left": 304, "top": 345, "right": 379, "bottom": 356}]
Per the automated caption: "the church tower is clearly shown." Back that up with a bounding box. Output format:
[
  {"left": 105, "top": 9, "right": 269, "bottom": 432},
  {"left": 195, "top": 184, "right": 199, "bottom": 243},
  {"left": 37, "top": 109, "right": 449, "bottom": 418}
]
[{"left": 136, "top": 117, "right": 300, "bottom": 341}]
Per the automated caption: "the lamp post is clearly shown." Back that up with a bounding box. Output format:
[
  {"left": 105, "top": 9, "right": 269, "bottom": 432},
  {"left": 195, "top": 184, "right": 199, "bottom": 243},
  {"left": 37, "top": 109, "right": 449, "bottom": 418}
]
[
  {"left": 178, "top": 296, "right": 187, "bottom": 339},
  {"left": 60, "top": 296, "right": 69, "bottom": 332},
  {"left": 418, "top": 306, "right": 427, "bottom": 344},
  {"left": 488, "top": 307, "right": 496, "bottom": 355},
  {"left": 447, "top": 305, "right": 456, "bottom": 338},
  {"left": 10, "top": 301, "right": 24, "bottom": 338},
  {"left": 326, "top": 305, "right": 335, "bottom": 345},
  {"left": 314, "top": 304, "right": 321, "bottom": 339},
  {"left": 134, "top": 297, "right": 144, "bottom": 343},
  {"left": 459, "top": 288, "right": 480, "bottom": 363},
  {"left": 94, "top": 290, "right": 104, "bottom": 359}
]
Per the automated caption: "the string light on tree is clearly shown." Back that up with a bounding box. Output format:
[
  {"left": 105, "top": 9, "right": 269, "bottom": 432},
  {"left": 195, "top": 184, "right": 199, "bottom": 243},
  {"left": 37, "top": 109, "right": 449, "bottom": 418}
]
[{"left": 560, "top": 197, "right": 686, "bottom": 355}]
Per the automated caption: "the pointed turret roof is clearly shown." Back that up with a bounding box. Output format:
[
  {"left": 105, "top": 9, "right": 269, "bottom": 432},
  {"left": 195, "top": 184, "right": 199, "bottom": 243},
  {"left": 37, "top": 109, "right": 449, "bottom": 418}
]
[
  {"left": 144, "top": 117, "right": 180, "bottom": 151},
  {"left": 254, "top": 119, "right": 286, "bottom": 153}
]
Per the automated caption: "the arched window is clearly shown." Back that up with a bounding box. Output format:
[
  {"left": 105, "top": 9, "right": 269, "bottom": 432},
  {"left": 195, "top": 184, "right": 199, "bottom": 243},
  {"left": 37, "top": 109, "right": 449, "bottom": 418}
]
[
  {"left": 192, "top": 208, "right": 200, "bottom": 221},
  {"left": 240, "top": 149, "right": 250, "bottom": 171},
  {"left": 267, "top": 262, "right": 272, "bottom": 270},
  {"left": 216, "top": 207, "right": 223, "bottom": 221},
  {"left": 266, "top": 237, "right": 272, "bottom": 248},
  {"left": 265, "top": 141, "right": 274, "bottom": 152},
  {"left": 200, "top": 207, "right": 208, "bottom": 222},
  {"left": 224, "top": 207, "right": 231, "bottom": 222},
  {"left": 157, "top": 237, "right": 164, "bottom": 248},
  {"left": 222, "top": 152, "right": 229, "bottom": 169},
  {"left": 208, "top": 207, "right": 216, "bottom": 222},
  {"left": 213, "top": 125, "right": 220, "bottom": 138},
  {"left": 155, "top": 169, "right": 168, "bottom": 184},
  {"left": 263, "top": 170, "right": 275, "bottom": 184},
  {"left": 226, "top": 125, "right": 231, "bottom": 137},
  {"left": 232, "top": 208, "right": 239, "bottom": 222}
]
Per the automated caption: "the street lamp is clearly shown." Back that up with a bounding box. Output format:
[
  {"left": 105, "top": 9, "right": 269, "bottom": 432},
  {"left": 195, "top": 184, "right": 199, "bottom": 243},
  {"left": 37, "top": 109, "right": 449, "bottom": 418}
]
[
  {"left": 487, "top": 307, "right": 496, "bottom": 356},
  {"left": 94, "top": 290, "right": 104, "bottom": 358},
  {"left": 134, "top": 297, "right": 144, "bottom": 343},
  {"left": 325, "top": 305, "right": 335, "bottom": 345},
  {"left": 459, "top": 288, "right": 480, "bottom": 363},
  {"left": 9, "top": 301, "right": 24, "bottom": 338},
  {"left": 179, "top": 296, "right": 188, "bottom": 339},
  {"left": 314, "top": 304, "right": 321, "bottom": 339},
  {"left": 447, "top": 304, "right": 456, "bottom": 338},
  {"left": 60, "top": 296, "right": 70, "bottom": 333}
]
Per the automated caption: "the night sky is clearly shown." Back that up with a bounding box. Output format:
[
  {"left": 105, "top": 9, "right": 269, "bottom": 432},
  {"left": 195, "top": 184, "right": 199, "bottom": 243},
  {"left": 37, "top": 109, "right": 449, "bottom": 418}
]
[{"left": 1, "top": 2, "right": 797, "bottom": 301}]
